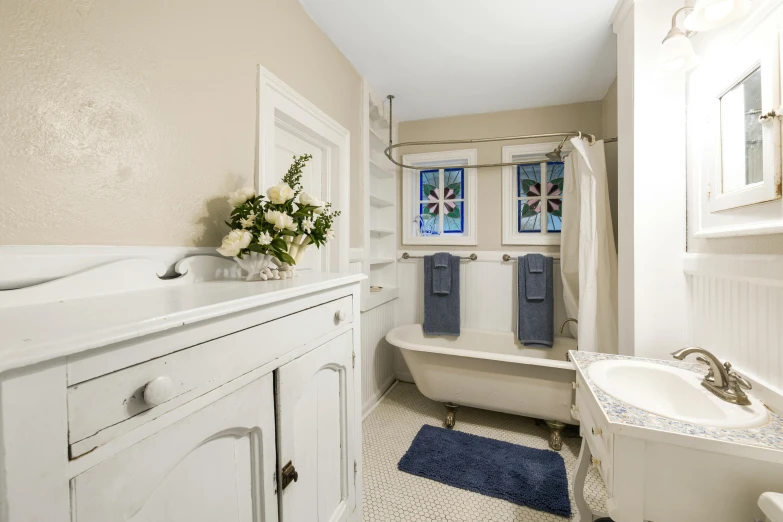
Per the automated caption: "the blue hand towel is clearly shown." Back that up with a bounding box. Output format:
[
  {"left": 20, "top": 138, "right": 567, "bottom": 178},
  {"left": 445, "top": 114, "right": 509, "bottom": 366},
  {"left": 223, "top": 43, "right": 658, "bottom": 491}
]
[
  {"left": 424, "top": 255, "right": 460, "bottom": 336},
  {"left": 518, "top": 255, "right": 554, "bottom": 347},
  {"left": 525, "top": 253, "right": 547, "bottom": 300},
  {"left": 432, "top": 252, "right": 452, "bottom": 295}
]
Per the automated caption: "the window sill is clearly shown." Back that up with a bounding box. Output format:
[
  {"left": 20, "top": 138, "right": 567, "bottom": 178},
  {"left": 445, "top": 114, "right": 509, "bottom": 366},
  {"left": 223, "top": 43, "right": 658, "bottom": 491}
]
[
  {"left": 502, "top": 234, "right": 561, "bottom": 246},
  {"left": 403, "top": 235, "right": 478, "bottom": 247}
]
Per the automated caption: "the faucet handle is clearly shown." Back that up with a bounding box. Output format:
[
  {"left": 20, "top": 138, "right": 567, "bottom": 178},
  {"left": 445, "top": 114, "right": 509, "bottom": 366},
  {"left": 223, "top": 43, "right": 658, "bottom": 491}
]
[{"left": 724, "top": 362, "right": 752, "bottom": 390}]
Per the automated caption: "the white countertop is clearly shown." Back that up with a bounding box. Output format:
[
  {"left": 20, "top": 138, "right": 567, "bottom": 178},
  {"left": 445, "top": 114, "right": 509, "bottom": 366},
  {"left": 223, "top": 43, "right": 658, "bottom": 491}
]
[
  {"left": 571, "top": 351, "right": 783, "bottom": 464},
  {"left": 0, "top": 273, "right": 364, "bottom": 375}
]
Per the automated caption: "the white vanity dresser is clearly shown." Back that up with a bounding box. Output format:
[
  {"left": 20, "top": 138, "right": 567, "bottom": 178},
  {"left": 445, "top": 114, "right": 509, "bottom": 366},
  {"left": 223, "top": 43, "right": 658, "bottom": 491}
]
[{"left": 0, "top": 256, "right": 364, "bottom": 522}]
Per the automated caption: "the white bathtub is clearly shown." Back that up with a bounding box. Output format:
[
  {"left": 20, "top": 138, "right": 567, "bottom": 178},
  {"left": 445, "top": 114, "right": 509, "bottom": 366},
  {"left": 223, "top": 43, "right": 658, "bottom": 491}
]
[{"left": 386, "top": 324, "right": 578, "bottom": 429}]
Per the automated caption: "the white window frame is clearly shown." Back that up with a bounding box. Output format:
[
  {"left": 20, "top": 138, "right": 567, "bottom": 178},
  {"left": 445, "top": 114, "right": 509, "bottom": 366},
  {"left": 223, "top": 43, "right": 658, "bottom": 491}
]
[
  {"left": 401, "top": 148, "right": 478, "bottom": 246},
  {"left": 501, "top": 142, "right": 573, "bottom": 246}
]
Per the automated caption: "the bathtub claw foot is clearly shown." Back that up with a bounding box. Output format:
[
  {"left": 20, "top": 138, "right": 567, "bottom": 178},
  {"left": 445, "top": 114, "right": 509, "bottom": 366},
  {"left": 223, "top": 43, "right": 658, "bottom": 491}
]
[
  {"left": 545, "top": 420, "right": 566, "bottom": 451},
  {"left": 444, "top": 403, "right": 460, "bottom": 429}
]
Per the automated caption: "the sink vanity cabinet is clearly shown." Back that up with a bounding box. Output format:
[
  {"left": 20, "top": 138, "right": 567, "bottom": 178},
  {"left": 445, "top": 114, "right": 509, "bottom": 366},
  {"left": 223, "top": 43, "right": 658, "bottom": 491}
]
[
  {"left": 0, "top": 258, "right": 364, "bottom": 522},
  {"left": 571, "top": 351, "right": 783, "bottom": 522}
]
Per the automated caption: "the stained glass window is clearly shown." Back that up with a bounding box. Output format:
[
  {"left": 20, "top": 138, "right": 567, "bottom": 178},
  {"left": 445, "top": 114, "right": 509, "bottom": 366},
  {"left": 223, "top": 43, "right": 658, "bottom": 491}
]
[
  {"left": 517, "top": 162, "right": 564, "bottom": 234},
  {"left": 418, "top": 168, "right": 466, "bottom": 236}
]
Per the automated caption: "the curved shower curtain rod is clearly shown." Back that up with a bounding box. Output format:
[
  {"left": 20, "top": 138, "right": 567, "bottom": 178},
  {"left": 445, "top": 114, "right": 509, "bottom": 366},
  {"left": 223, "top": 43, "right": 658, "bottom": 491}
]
[{"left": 382, "top": 95, "right": 606, "bottom": 171}]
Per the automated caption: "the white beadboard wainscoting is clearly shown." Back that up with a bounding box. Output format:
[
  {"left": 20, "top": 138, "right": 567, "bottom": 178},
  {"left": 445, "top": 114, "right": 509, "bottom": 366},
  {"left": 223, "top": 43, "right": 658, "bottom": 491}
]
[
  {"left": 395, "top": 250, "right": 571, "bottom": 382},
  {"left": 351, "top": 257, "right": 398, "bottom": 416},
  {"left": 360, "top": 301, "right": 397, "bottom": 417},
  {"left": 684, "top": 253, "right": 783, "bottom": 414}
]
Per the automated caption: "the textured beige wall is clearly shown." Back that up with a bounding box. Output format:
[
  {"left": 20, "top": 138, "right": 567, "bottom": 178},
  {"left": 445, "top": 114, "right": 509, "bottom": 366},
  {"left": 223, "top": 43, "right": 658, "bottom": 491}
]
[
  {"left": 0, "top": 0, "right": 362, "bottom": 247},
  {"left": 398, "top": 102, "right": 604, "bottom": 253},
  {"left": 602, "top": 78, "right": 619, "bottom": 248}
]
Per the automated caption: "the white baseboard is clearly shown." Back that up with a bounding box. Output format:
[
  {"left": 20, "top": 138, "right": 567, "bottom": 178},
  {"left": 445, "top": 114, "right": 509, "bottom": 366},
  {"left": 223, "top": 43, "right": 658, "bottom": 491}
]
[
  {"left": 362, "top": 378, "right": 398, "bottom": 420},
  {"left": 0, "top": 245, "right": 217, "bottom": 290}
]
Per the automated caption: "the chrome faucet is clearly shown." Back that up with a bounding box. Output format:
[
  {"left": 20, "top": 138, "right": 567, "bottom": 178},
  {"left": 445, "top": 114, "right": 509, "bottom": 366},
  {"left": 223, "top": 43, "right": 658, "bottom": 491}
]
[
  {"left": 559, "top": 318, "right": 578, "bottom": 334},
  {"left": 671, "top": 347, "right": 752, "bottom": 406}
]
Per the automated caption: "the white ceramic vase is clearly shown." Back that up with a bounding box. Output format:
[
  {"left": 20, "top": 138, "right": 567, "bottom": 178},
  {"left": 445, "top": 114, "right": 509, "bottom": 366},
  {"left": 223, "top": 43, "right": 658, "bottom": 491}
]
[
  {"left": 275, "top": 234, "right": 313, "bottom": 279},
  {"left": 233, "top": 252, "right": 275, "bottom": 281}
]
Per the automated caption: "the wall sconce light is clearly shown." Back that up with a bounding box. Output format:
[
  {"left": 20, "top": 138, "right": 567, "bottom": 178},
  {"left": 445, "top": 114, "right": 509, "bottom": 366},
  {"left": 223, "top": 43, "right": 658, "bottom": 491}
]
[
  {"left": 659, "top": 0, "right": 752, "bottom": 74},
  {"left": 685, "top": 0, "right": 752, "bottom": 31}
]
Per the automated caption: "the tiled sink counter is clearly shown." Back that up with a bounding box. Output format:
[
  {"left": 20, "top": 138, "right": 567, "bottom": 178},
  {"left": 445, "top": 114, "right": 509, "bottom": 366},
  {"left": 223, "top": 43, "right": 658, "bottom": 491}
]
[{"left": 570, "top": 351, "right": 783, "bottom": 522}]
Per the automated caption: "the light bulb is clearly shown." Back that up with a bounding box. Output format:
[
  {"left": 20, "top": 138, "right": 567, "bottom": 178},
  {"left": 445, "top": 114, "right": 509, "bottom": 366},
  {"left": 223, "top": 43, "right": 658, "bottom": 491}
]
[
  {"left": 684, "top": 0, "right": 751, "bottom": 31},
  {"left": 704, "top": 0, "right": 733, "bottom": 21},
  {"left": 659, "top": 32, "right": 700, "bottom": 73}
]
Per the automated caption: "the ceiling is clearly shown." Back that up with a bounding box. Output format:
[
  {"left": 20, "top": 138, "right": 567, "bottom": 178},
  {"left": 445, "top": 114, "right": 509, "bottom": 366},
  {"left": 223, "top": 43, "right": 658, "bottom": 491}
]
[{"left": 299, "top": 0, "right": 618, "bottom": 121}]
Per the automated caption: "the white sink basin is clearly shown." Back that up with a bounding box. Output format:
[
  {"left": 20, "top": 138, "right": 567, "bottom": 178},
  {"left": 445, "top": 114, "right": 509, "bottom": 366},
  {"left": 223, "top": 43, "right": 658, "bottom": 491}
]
[{"left": 588, "top": 359, "right": 769, "bottom": 429}]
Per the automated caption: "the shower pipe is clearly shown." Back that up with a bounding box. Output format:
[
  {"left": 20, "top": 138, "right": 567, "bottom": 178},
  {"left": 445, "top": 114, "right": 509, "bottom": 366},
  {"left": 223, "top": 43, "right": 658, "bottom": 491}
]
[{"left": 382, "top": 95, "right": 618, "bottom": 171}]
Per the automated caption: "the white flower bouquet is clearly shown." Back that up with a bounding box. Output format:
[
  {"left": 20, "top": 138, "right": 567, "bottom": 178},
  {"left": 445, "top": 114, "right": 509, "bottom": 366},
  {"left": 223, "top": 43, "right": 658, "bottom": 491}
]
[{"left": 217, "top": 154, "right": 340, "bottom": 280}]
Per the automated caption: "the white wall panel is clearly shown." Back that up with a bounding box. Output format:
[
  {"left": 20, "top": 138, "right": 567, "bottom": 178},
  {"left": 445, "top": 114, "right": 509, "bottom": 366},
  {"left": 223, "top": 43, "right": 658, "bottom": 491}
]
[
  {"left": 685, "top": 254, "right": 783, "bottom": 408},
  {"left": 395, "top": 251, "right": 570, "bottom": 381},
  {"left": 360, "top": 301, "right": 397, "bottom": 417}
]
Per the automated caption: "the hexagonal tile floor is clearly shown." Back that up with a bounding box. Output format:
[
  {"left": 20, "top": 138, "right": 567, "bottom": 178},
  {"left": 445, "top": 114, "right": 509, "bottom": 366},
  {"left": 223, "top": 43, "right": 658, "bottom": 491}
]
[{"left": 362, "top": 382, "right": 607, "bottom": 521}]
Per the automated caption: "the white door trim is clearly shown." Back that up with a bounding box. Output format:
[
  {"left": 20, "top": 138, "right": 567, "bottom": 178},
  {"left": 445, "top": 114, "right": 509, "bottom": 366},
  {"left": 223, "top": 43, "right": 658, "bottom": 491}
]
[{"left": 257, "top": 66, "right": 351, "bottom": 274}]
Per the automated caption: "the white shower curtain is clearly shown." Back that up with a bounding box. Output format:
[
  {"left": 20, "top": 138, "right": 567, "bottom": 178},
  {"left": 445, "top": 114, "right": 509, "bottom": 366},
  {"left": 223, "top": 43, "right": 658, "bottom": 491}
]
[{"left": 561, "top": 139, "right": 618, "bottom": 354}]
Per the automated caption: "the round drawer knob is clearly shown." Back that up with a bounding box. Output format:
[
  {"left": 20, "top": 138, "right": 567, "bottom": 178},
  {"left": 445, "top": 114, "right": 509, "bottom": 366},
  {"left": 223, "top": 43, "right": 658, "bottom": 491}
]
[
  {"left": 592, "top": 427, "right": 602, "bottom": 436},
  {"left": 591, "top": 456, "right": 601, "bottom": 468},
  {"left": 335, "top": 310, "right": 347, "bottom": 323},
  {"left": 143, "top": 376, "right": 174, "bottom": 407}
]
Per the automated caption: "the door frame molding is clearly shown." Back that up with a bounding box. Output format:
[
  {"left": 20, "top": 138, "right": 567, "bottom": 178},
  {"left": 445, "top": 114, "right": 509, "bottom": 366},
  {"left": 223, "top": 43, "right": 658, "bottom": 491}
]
[{"left": 256, "top": 66, "right": 351, "bottom": 274}]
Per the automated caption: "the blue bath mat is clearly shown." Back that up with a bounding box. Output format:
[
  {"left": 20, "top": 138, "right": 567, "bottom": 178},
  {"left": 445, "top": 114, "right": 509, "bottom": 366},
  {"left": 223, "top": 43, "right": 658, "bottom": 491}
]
[{"left": 398, "top": 425, "right": 571, "bottom": 517}]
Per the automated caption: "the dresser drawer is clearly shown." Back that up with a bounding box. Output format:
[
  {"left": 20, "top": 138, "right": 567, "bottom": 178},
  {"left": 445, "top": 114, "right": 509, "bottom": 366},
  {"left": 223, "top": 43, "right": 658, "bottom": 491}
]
[
  {"left": 67, "top": 295, "right": 352, "bottom": 456},
  {"left": 575, "top": 380, "right": 613, "bottom": 494}
]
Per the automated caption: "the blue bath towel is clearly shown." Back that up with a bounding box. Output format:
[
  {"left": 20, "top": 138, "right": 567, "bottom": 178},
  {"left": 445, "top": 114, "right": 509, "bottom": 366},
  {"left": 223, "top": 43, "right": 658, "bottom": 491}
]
[
  {"left": 423, "top": 254, "right": 460, "bottom": 336},
  {"left": 518, "top": 255, "right": 554, "bottom": 347},
  {"left": 432, "top": 252, "right": 452, "bottom": 295},
  {"left": 398, "top": 425, "right": 571, "bottom": 517},
  {"left": 525, "top": 253, "right": 547, "bottom": 300}
]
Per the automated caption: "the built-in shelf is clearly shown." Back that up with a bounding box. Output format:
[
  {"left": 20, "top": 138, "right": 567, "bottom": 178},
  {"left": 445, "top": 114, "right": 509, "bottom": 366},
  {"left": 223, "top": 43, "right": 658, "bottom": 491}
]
[
  {"left": 369, "top": 102, "right": 389, "bottom": 125},
  {"left": 362, "top": 80, "right": 399, "bottom": 310},
  {"left": 370, "top": 228, "right": 394, "bottom": 238},
  {"left": 369, "top": 258, "right": 395, "bottom": 266},
  {"left": 370, "top": 126, "right": 389, "bottom": 146},
  {"left": 361, "top": 286, "right": 399, "bottom": 312},
  {"left": 369, "top": 194, "right": 394, "bottom": 208},
  {"left": 370, "top": 159, "right": 395, "bottom": 179}
]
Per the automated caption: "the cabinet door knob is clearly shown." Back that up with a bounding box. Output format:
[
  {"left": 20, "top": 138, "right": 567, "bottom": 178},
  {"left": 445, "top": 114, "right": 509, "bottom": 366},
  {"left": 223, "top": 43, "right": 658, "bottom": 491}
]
[
  {"left": 143, "top": 376, "right": 174, "bottom": 407},
  {"left": 592, "top": 427, "right": 602, "bottom": 436},
  {"left": 335, "top": 309, "right": 347, "bottom": 322},
  {"left": 281, "top": 461, "right": 299, "bottom": 490},
  {"left": 591, "top": 456, "right": 601, "bottom": 468}
]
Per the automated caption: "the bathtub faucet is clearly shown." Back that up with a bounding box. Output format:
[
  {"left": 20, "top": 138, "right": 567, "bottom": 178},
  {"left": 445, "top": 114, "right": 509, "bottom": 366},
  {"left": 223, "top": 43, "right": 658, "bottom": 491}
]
[{"left": 559, "top": 318, "right": 578, "bottom": 334}]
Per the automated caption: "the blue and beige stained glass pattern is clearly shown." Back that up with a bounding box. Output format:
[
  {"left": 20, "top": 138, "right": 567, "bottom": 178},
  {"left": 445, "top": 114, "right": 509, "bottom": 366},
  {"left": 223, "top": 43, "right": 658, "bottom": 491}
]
[
  {"left": 418, "top": 168, "right": 465, "bottom": 235},
  {"left": 419, "top": 170, "right": 439, "bottom": 200},
  {"left": 517, "top": 162, "right": 564, "bottom": 233},
  {"left": 547, "top": 163, "right": 564, "bottom": 232}
]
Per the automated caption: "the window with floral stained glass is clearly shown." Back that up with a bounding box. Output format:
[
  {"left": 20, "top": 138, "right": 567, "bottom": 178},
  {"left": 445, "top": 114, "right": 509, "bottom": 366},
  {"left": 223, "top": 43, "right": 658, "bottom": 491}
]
[
  {"left": 419, "top": 168, "right": 465, "bottom": 235},
  {"left": 402, "top": 149, "right": 477, "bottom": 246},
  {"left": 517, "top": 162, "right": 564, "bottom": 233},
  {"left": 501, "top": 142, "right": 571, "bottom": 246}
]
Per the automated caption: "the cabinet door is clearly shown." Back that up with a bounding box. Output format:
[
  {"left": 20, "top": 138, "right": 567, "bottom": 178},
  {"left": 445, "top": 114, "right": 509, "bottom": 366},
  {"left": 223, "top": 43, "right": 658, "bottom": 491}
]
[
  {"left": 71, "top": 374, "right": 277, "bottom": 522},
  {"left": 277, "top": 331, "right": 356, "bottom": 522}
]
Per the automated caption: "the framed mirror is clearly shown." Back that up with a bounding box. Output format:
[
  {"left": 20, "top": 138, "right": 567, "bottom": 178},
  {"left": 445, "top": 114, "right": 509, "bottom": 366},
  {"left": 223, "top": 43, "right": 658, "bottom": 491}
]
[{"left": 709, "top": 31, "right": 781, "bottom": 213}]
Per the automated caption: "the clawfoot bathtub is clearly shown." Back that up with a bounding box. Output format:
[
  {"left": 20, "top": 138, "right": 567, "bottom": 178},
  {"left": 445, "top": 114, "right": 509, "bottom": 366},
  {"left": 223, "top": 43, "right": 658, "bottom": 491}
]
[{"left": 386, "top": 324, "right": 578, "bottom": 450}]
